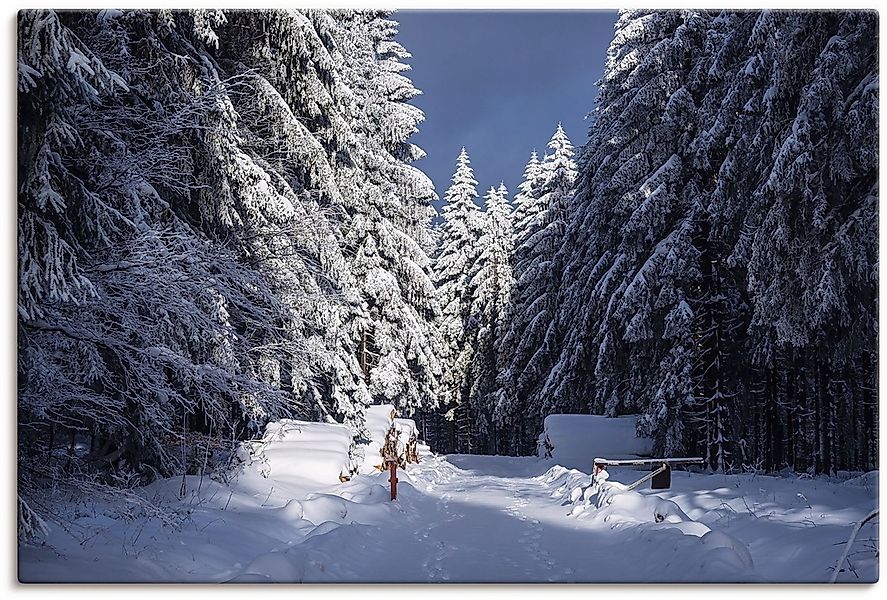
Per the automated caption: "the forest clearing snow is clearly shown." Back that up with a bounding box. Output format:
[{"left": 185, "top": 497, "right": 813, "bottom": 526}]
[{"left": 19, "top": 409, "right": 878, "bottom": 583}]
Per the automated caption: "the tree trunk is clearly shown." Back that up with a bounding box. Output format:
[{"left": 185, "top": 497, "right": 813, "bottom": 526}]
[{"left": 360, "top": 327, "right": 369, "bottom": 384}]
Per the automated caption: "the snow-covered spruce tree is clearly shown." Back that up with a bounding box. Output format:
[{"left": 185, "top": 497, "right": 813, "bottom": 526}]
[
  {"left": 738, "top": 11, "right": 878, "bottom": 473},
  {"left": 215, "top": 9, "right": 440, "bottom": 426},
  {"left": 98, "top": 9, "right": 372, "bottom": 438},
  {"left": 510, "top": 151, "right": 546, "bottom": 274},
  {"left": 685, "top": 10, "right": 878, "bottom": 473},
  {"left": 213, "top": 9, "right": 373, "bottom": 442},
  {"left": 686, "top": 11, "right": 807, "bottom": 472},
  {"left": 497, "top": 124, "right": 577, "bottom": 455},
  {"left": 467, "top": 184, "right": 514, "bottom": 454},
  {"left": 543, "top": 9, "right": 876, "bottom": 473},
  {"left": 543, "top": 10, "right": 711, "bottom": 457},
  {"left": 17, "top": 9, "right": 440, "bottom": 533},
  {"left": 429, "top": 148, "right": 484, "bottom": 452},
  {"left": 362, "top": 16, "right": 441, "bottom": 417},
  {"left": 17, "top": 9, "right": 332, "bottom": 524},
  {"left": 493, "top": 151, "right": 544, "bottom": 454},
  {"left": 308, "top": 10, "right": 441, "bottom": 419}
]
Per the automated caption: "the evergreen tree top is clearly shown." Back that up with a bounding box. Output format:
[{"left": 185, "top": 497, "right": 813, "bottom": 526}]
[
  {"left": 545, "top": 122, "right": 575, "bottom": 163},
  {"left": 541, "top": 123, "right": 578, "bottom": 190},
  {"left": 477, "top": 184, "right": 513, "bottom": 274},
  {"left": 517, "top": 151, "right": 544, "bottom": 197},
  {"left": 447, "top": 147, "right": 479, "bottom": 192},
  {"left": 483, "top": 184, "right": 511, "bottom": 216},
  {"left": 442, "top": 147, "right": 480, "bottom": 215}
]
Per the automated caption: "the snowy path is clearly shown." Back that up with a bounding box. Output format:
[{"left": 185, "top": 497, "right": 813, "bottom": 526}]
[
  {"left": 407, "top": 455, "right": 578, "bottom": 582},
  {"left": 277, "top": 453, "right": 592, "bottom": 582},
  {"left": 281, "top": 453, "right": 765, "bottom": 583},
  {"left": 276, "top": 452, "right": 877, "bottom": 583}
]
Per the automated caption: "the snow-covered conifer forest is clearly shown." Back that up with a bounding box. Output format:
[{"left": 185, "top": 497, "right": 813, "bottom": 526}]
[
  {"left": 19, "top": 6, "right": 438, "bottom": 521},
  {"left": 429, "top": 10, "right": 877, "bottom": 473},
  {"left": 17, "top": 8, "right": 878, "bottom": 583}
]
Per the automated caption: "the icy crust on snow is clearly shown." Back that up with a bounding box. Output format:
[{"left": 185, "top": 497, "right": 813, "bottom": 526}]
[{"left": 538, "top": 414, "right": 653, "bottom": 471}]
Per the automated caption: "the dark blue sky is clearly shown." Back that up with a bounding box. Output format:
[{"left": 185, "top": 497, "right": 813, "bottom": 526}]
[{"left": 394, "top": 10, "right": 617, "bottom": 210}]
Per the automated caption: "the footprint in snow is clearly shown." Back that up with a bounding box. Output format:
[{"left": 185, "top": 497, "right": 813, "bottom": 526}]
[{"left": 421, "top": 539, "right": 453, "bottom": 582}]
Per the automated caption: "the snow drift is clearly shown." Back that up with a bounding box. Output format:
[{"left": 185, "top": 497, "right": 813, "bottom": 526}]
[
  {"left": 539, "top": 464, "right": 759, "bottom": 581},
  {"left": 256, "top": 419, "right": 354, "bottom": 484}
]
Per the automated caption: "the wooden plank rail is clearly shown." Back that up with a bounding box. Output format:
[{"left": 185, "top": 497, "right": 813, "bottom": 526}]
[
  {"left": 593, "top": 457, "right": 704, "bottom": 491},
  {"left": 593, "top": 457, "right": 704, "bottom": 467}
]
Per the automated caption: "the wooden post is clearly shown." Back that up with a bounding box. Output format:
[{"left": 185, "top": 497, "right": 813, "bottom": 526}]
[{"left": 388, "top": 459, "right": 398, "bottom": 501}]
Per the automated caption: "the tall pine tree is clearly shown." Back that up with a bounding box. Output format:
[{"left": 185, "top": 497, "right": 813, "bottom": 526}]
[
  {"left": 468, "top": 184, "right": 514, "bottom": 454},
  {"left": 498, "top": 124, "right": 577, "bottom": 454},
  {"left": 431, "top": 148, "right": 483, "bottom": 452}
]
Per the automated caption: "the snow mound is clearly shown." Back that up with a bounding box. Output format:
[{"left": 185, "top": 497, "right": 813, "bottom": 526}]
[
  {"left": 538, "top": 414, "right": 652, "bottom": 472},
  {"left": 536, "top": 465, "right": 594, "bottom": 501},
  {"left": 568, "top": 474, "right": 705, "bottom": 533},
  {"left": 338, "top": 482, "right": 391, "bottom": 504},
  {"left": 562, "top": 470, "right": 756, "bottom": 580},
  {"left": 240, "top": 551, "right": 299, "bottom": 582},
  {"left": 843, "top": 470, "right": 878, "bottom": 489},
  {"left": 699, "top": 530, "right": 755, "bottom": 570},
  {"left": 299, "top": 489, "right": 390, "bottom": 526},
  {"left": 254, "top": 419, "right": 353, "bottom": 485},
  {"left": 358, "top": 404, "right": 396, "bottom": 473},
  {"left": 357, "top": 405, "right": 419, "bottom": 473}
]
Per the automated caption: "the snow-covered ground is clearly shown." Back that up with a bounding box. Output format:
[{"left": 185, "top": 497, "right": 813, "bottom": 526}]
[{"left": 19, "top": 410, "right": 878, "bottom": 583}]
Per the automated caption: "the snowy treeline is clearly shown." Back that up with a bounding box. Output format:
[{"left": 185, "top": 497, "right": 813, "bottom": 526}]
[
  {"left": 423, "top": 125, "right": 577, "bottom": 454},
  {"left": 18, "top": 9, "right": 440, "bottom": 527},
  {"left": 424, "top": 10, "right": 878, "bottom": 474}
]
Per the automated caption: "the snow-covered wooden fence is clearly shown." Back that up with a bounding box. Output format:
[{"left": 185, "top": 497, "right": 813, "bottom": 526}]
[{"left": 593, "top": 457, "right": 704, "bottom": 491}]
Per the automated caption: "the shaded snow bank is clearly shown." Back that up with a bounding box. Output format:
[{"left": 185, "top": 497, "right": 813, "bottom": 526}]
[{"left": 19, "top": 407, "right": 411, "bottom": 583}]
